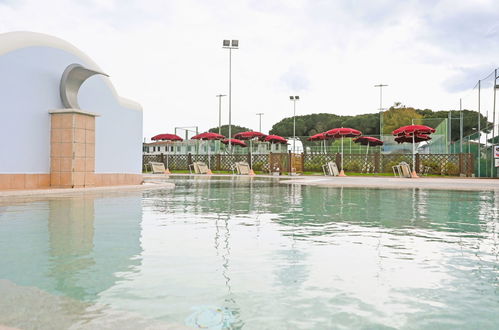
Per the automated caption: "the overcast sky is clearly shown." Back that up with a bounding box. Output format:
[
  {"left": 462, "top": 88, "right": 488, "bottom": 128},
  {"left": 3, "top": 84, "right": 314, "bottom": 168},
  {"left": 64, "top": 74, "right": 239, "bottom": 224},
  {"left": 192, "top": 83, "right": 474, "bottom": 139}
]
[{"left": 1, "top": 0, "right": 498, "bottom": 139}]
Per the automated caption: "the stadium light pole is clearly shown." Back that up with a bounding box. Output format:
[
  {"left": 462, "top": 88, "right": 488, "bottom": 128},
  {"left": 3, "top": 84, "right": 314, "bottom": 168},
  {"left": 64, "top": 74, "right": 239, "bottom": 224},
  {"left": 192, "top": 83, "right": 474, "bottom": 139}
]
[
  {"left": 222, "top": 39, "right": 238, "bottom": 152},
  {"left": 256, "top": 113, "right": 264, "bottom": 132},
  {"left": 374, "top": 84, "right": 388, "bottom": 137},
  {"left": 216, "top": 94, "right": 226, "bottom": 135},
  {"left": 290, "top": 96, "right": 300, "bottom": 153}
]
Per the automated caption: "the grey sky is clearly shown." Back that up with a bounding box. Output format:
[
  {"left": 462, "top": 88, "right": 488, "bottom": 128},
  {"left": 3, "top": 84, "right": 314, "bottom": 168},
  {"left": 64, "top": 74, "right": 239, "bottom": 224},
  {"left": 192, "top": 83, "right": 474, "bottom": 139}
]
[{"left": 1, "top": 0, "right": 498, "bottom": 139}]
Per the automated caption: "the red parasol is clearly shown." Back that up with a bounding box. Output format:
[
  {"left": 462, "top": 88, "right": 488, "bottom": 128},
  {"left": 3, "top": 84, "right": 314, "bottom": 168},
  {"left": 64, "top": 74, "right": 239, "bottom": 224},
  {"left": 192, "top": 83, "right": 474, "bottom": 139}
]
[
  {"left": 221, "top": 139, "right": 247, "bottom": 147},
  {"left": 151, "top": 133, "right": 183, "bottom": 141},
  {"left": 392, "top": 125, "right": 435, "bottom": 136},
  {"left": 392, "top": 125, "right": 435, "bottom": 178},
  {"left": 353, "top": 136, "right": 384, "bottom": 147},
  {"left": 394, "top": 134, "right": 432, "bottom": 144},
  {"left": 354, "top": 136, "right": 383, "bottom": 173},
  {"left": 264, "top": 135, "right": 288, "bottom": 144},
  {"left": 323, "top": 128, "right": 362, "bottom": 176},
  {"left": 307, "top": 133, "right": 329, "bottom": 141},
  {"left": 234, "top": 131, "right": 267, "bottom": 140},
  {"left": 325, "top": 127, "right": 362, "bottom": 138},
  {"left": 191, "top": 132, "right": 225, "bottom": 140}
]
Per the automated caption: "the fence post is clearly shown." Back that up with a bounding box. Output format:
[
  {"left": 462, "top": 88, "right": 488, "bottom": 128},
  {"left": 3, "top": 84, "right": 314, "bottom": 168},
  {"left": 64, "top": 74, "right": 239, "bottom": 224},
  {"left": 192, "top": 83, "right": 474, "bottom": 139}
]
[
  {"left": 188, "top": 153, "right": 192, "bottom": 166},
  {"left": 160, "top": 153, "right": 165, "bottom": 166},
  {"left": 469, "top": 153, "right": 474, "bottom": 177},
  {"left": 459, "top": 153, "right": 463, "bottom": 176},
  {"left": 336, "top": 153, "right": 342, "bottom": 170},
  {"left": 415, "top": 153, "right": 420, "bottom": 173},
  {"left": 374, "top": 153, "right": 380, "bottom": 173},
  {"left": 288, "top": 151, "right": 292, "bottom": 173}
]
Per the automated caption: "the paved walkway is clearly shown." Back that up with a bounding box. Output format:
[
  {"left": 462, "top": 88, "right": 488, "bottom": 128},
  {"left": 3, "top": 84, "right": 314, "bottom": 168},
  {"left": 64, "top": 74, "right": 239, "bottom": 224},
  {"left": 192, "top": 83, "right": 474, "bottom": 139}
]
[
  {"left": 284, "top": 175, "right": 499, "bottom": 191},
  {"left": 145, "top": 173, "right": 499, "bottom": 191}
]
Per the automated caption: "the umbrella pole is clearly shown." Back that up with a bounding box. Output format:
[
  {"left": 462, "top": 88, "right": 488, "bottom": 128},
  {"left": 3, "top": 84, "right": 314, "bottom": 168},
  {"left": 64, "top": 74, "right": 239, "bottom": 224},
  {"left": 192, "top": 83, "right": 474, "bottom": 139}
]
[
  {"left": 364, "top": 143, "right": 369, "bottom": 173},
  {"left": 339, "top": 137, "right": 346, "bottom": 176},
  {"left": 412, "top": 134, "right": 418, "bottom": 178}
]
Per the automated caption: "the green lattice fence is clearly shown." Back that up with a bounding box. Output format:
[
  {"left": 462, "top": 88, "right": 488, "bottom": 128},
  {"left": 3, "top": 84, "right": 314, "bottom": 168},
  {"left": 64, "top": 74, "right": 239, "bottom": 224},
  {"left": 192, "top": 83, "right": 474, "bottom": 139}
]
[{"left": 143, "top": 153, "right": 474, "bottom": 176}]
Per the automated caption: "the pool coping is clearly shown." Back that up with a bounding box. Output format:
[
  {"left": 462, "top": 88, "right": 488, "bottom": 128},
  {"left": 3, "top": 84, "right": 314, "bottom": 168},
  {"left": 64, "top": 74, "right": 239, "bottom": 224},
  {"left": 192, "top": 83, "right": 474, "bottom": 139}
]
[{"left": 0, "top": 182, "right": 175, "bottom": 198}]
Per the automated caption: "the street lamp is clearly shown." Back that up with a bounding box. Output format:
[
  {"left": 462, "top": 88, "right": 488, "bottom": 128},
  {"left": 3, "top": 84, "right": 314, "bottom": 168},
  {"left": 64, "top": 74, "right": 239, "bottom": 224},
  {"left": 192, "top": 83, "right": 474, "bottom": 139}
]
[
  {"left": 222, "top": 39, "right": 239, "bottom": 152},
  {"left": 374, "top": 84, "right": 388, "bottom": 137},
  {"left": 216, "top": 94, "right": 226, "bottom": 135},
  {"left": 256, "top": 113, "right": 264, "bottom": 132},
  {"left": 289, "top": 96, "right": 300, "bottom": 153}
]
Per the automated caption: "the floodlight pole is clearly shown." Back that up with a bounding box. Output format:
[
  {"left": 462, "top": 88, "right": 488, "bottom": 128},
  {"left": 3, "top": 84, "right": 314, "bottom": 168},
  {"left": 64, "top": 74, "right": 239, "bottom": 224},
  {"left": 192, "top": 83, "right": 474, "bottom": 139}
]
[
  {"left": 223, "top": 40, "right": 239, "bottom": 153},
  {"left": 478, "top": 80, "right": 481, "bottom": 177},
  {"left": 493, "top": 70, "right": 498, "bottom": 177},
  {"left": 374, "top": 84, "right": 388, "bottom": 137},
  {"left": 290, "top": 96, "right": 299, "bottom": 153},
  {"left": 216, "top": 94, "right": 226, "bottom": 135},
  {"left": 460, "top": 98, "right": 463, "bottom": 153},
  {"left": 256, "top": 113, "right": 264, "bottom": 132}
]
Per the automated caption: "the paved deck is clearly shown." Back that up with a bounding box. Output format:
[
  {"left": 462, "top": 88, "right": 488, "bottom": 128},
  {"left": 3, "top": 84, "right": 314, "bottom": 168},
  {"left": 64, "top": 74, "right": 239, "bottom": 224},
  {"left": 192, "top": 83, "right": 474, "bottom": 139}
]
[
  {"left": 145, "top": 173, "right": 499, "bottom": 191},
  {"left": 284, "top": 175, "right": 499, "bottom": 191}
]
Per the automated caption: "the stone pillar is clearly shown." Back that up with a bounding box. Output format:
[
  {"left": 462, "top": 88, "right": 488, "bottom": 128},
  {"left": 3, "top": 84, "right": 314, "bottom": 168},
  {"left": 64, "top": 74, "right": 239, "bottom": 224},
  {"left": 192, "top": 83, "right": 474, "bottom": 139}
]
[{"left": 49, "top": 109, "right": 98, "bottom": 188}]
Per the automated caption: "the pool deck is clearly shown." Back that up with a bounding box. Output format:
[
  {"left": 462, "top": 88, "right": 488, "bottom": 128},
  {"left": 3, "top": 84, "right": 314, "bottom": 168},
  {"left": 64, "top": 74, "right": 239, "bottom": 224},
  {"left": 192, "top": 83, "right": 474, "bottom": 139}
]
[
  {"left": 144, "top": 173, "right": 499, "bottom": 192},
  {"left": 284, "top": 175, "right": 499, "bottom": 191},
  {"left": 0, "top": 181, "right": 174, "bottom": 198}
]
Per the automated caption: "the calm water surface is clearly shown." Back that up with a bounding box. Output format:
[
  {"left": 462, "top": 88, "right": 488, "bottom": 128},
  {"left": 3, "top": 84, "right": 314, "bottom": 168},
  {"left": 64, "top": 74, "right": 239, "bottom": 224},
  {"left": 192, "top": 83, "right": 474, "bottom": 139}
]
[{"left": 1, "top": 177, "right": 498, "bottom": 329}]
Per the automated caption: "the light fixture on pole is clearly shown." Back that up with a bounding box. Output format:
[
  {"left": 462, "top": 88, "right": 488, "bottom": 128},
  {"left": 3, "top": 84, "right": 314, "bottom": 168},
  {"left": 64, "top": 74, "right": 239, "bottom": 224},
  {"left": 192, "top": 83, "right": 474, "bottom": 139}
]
[
  {"left": 374, "top": 84, "right": 388, "bottom": 138},
  {"left": 216, "top": 94, "right": 226, "bottom": 135},
  {"left": 222, "top": 39, "right": 239, "bottom": 152},
  {"left": 256, "top": 113, "right": 264, "bottom": 132},
  {"left": 289, "top": 96, "right": 300, "bottom": 153}
]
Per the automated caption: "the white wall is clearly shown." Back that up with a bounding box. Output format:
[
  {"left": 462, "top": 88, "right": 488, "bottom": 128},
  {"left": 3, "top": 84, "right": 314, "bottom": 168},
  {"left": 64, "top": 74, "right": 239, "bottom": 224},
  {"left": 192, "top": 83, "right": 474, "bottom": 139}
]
[{"left": 0, "top": 32, "right": 142, "bottom": 174}]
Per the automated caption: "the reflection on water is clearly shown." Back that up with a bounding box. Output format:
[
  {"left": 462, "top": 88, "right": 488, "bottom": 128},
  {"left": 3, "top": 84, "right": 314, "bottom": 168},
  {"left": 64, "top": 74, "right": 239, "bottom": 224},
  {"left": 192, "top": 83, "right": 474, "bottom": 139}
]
[{"left": 1, "top": 178, "right": 499, "bottom": 329}]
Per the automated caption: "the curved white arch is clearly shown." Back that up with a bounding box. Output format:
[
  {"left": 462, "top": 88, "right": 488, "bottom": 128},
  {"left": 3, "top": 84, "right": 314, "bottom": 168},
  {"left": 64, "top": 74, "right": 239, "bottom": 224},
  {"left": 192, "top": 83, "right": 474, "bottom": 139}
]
[{"left": 0, "top": 31, "right": 142, "bottom": 112}]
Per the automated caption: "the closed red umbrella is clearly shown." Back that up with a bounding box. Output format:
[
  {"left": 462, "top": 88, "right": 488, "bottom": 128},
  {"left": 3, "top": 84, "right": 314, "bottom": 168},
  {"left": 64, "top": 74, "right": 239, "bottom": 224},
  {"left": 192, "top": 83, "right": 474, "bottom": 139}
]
[
  {"left": 191, "top": 132, "right": 225, "bottom": 140},
  {"left": 234, "top": 131, "right": 266, "bottom": 140},
  {"left": 324, "top": 128, "right": 362, "bottom": 176},
  {"left": 151, "top": 133, "right": 183, "bottom": 141},
  {"left": 221, "top": 138, "right": 247, "bottom": 147},
  {"left": 264, "top": 135, "right": 288, "bottom": 144}
]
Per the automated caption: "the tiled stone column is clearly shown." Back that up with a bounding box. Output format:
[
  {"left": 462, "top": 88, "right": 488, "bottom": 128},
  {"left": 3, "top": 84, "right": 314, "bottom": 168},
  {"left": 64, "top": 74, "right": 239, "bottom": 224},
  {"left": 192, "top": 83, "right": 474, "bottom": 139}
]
[{"left": 49, "top": 109, "right": 98, "bottom": 188}]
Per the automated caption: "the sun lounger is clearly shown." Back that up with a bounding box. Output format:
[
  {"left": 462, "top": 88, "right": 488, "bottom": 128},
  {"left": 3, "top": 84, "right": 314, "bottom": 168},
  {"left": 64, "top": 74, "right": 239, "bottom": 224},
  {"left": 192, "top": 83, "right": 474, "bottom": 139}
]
[
  {"left": 149, "top": 162, "right": 166, "bottom": 174},
  {"left": 392, "top": 162, "right": 412, "bottom": 178},
  {"left": 189, "top": 161, "right": 210, "bottom": 174},
  {"left": 322, "top": 161, "right": 339, "bottom": 176},
  {"left": 233, "top": 162, "right": 251, "bottom": 175}
]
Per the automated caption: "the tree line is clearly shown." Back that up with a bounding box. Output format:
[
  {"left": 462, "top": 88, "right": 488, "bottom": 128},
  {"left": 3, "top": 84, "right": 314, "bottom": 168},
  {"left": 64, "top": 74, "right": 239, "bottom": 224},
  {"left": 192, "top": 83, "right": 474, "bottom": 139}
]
[{"left": 207, "top": 104, "right": 492, "bottom": 142}]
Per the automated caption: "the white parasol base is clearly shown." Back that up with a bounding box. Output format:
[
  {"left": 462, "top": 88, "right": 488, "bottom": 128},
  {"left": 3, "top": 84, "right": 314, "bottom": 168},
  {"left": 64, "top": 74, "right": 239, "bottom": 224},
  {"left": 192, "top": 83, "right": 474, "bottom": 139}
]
[
  {"left": 411, "top": 170, "right": 419, "bottom": 178},
  {"left": 339, "top": 169, "right": 347, "bottom": 177},
  {"left": 164, "top": 168, "right": 171, "bottom": 174}
]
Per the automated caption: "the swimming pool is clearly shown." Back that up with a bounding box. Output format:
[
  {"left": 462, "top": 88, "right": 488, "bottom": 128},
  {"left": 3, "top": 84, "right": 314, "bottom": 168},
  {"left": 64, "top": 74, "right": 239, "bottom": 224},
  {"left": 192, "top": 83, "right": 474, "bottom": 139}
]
[{"left": 1, "top": 177, "right": 498, "bottom": 329}]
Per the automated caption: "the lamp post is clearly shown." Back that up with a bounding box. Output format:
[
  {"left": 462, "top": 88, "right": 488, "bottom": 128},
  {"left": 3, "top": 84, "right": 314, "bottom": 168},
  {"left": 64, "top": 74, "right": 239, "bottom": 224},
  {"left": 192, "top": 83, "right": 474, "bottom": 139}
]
[
  {"left": 289, "top": 96, "right": 300, "bottom": 153},
  {"left": 374, "top": 84, "right": 388, "bottom": 137},
  {"left": 222, "top": 39, "right": 239, "bottom": 152},
  {"left": 256, "top": 113, "right": 264, "bottom": 132},
  {"left": 216, "top": 94, "right": 226, "bottom": 135}
]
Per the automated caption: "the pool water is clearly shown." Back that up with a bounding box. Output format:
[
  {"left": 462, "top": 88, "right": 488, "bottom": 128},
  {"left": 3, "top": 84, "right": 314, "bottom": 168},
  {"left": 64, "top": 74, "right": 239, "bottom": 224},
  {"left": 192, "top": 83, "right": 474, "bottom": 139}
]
[{"left": 1, "top": 177, "right": 498, "bottom": 329}]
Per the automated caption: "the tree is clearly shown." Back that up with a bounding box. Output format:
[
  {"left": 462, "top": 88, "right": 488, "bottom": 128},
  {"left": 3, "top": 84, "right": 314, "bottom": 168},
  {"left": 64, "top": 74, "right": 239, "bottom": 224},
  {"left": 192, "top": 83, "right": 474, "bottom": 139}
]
[
  {"left": 382, "top": 105, "right": 423, "bottom": 134},
  {"left": 208, "top": 124, "right": 252, "bottom": 138}
]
